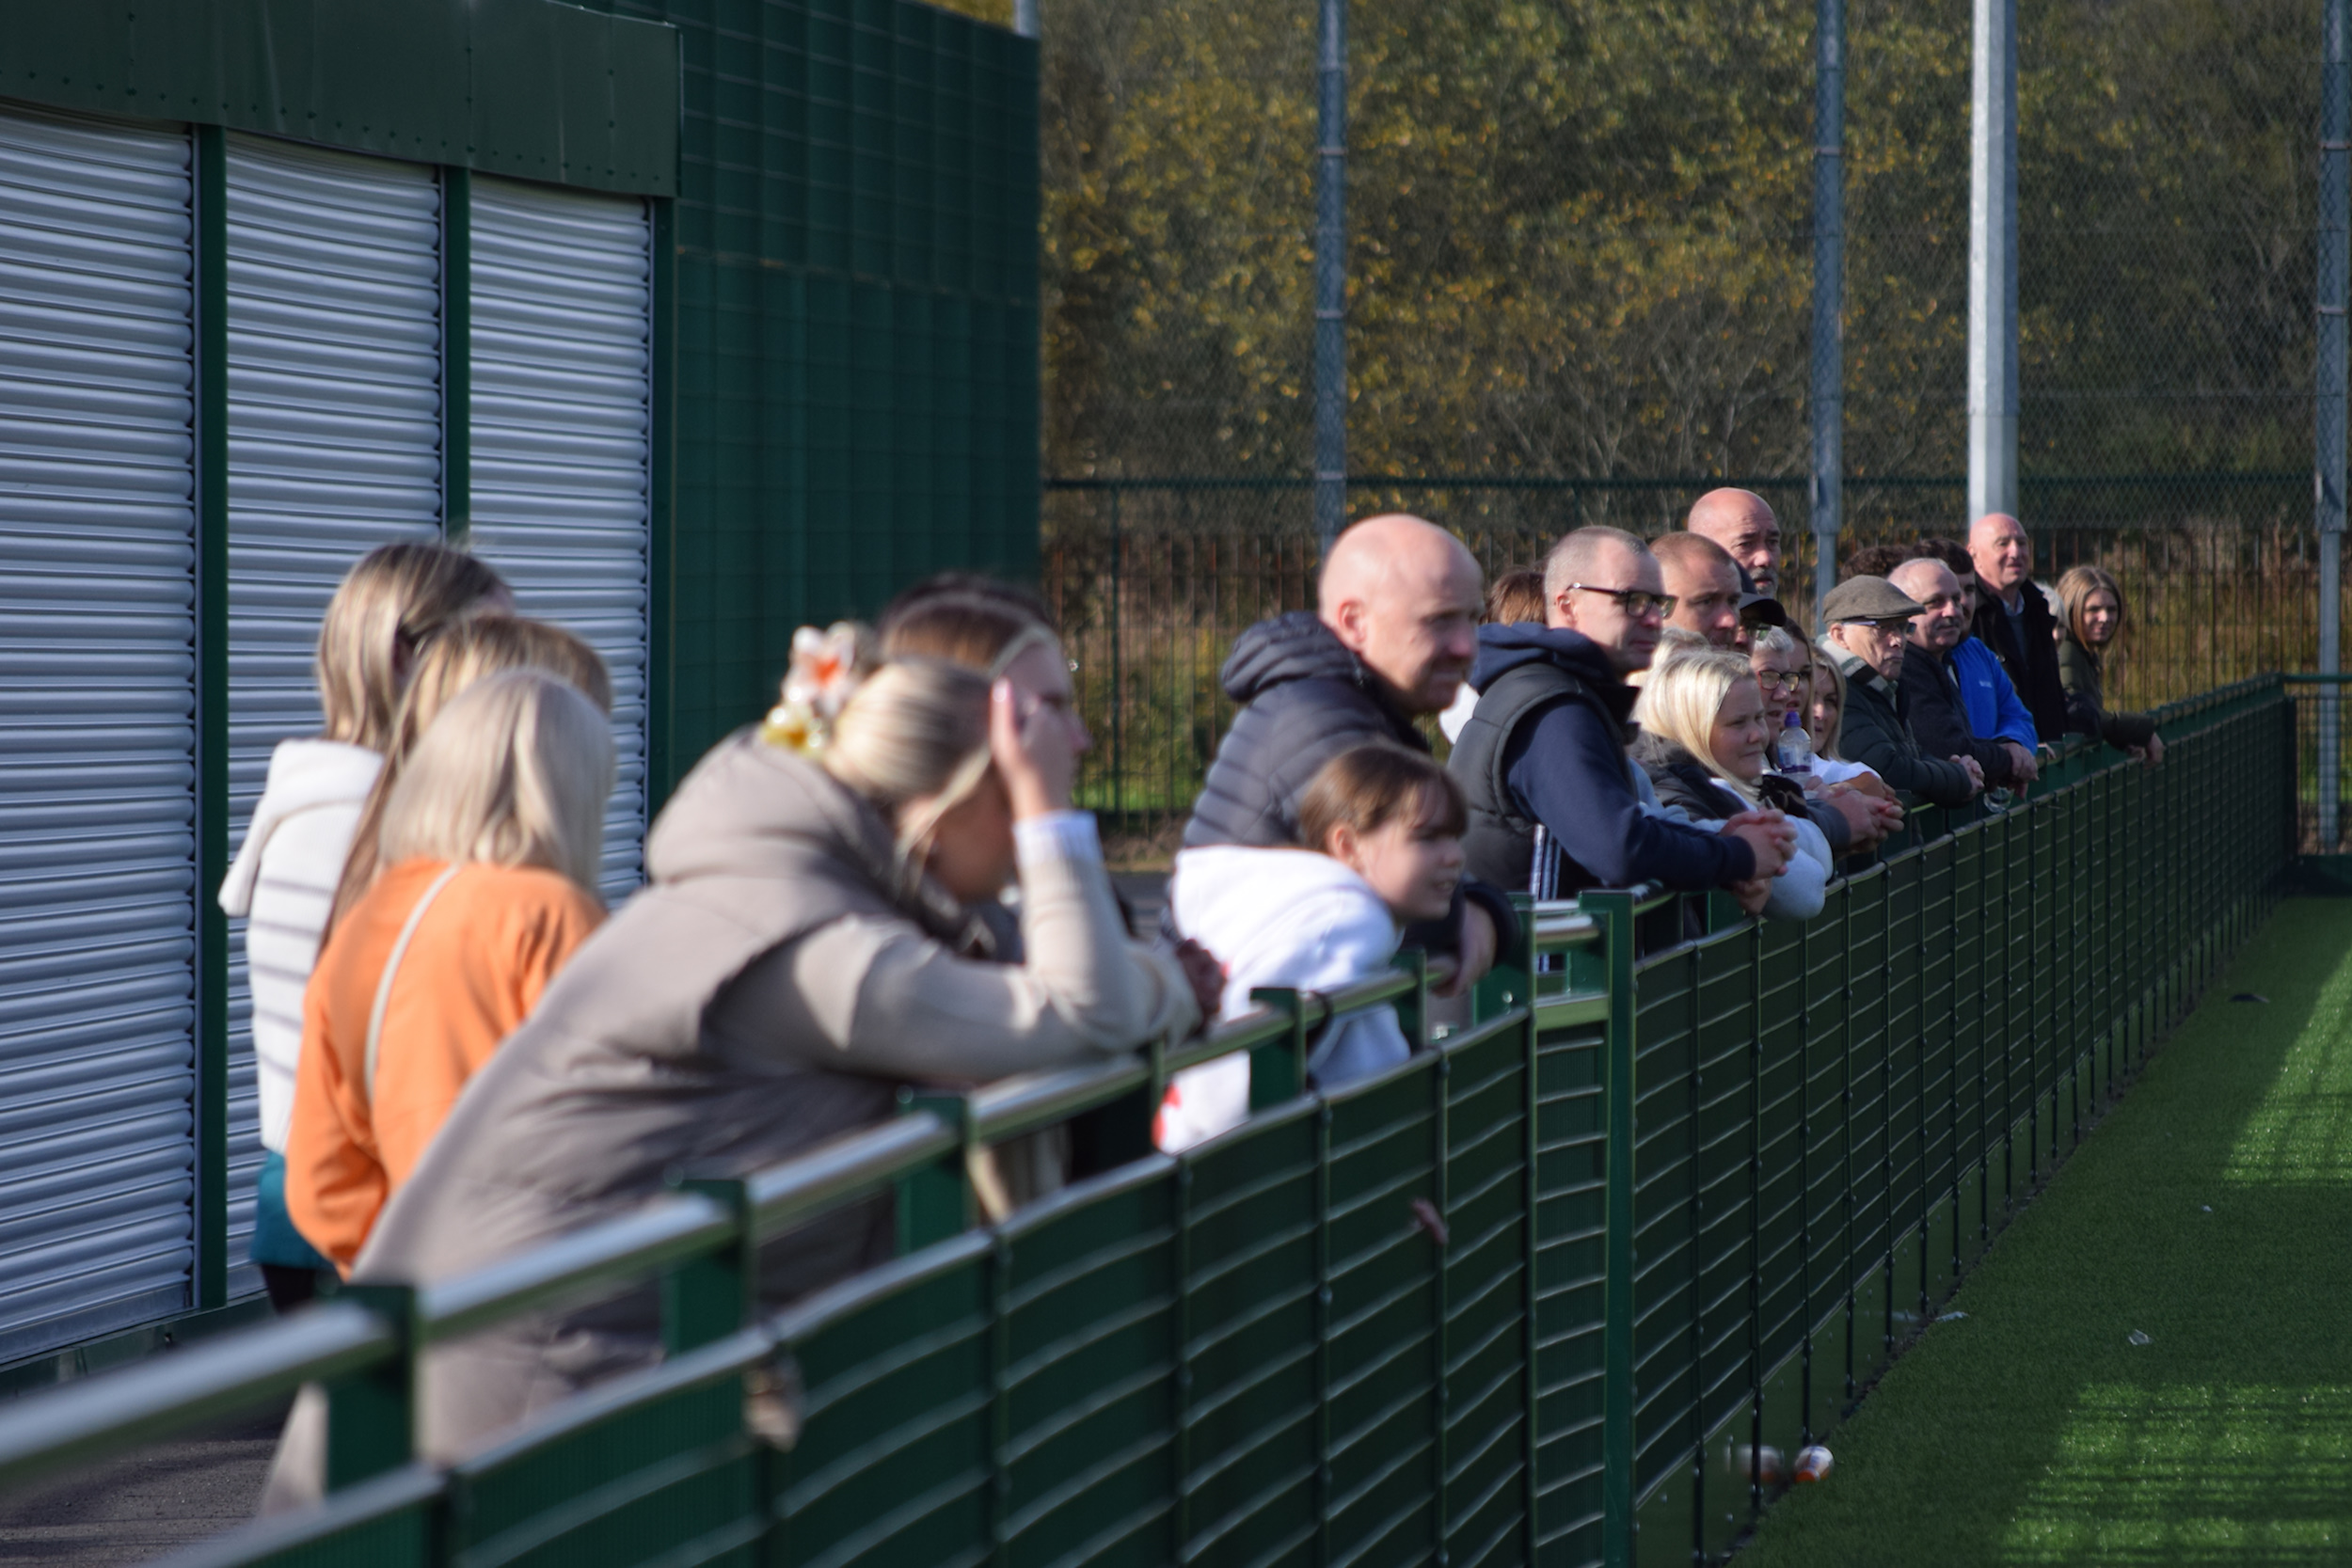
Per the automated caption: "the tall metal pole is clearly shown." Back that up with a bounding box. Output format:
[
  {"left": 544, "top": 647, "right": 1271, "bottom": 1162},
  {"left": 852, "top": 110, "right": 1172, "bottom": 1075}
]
[
  {"left": 1810, "top": 0, "right": 1845, "bottom": 617},
  {"left": 1967, "top": 0, "right": 2018, "bottom": 523},
  {"left": 1013, "top": 0, "right": 1038, "bottom": 38},
  {"left": 1312, "top": 0, "right": 1347, "bottom": 551},
  {"left": 2321, "top": 0, "right": 2346, "bottom": 845}
]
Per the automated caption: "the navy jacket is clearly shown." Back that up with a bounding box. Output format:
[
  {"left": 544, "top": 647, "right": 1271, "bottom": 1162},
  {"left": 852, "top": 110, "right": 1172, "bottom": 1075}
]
[{"left": 1452, "top": 625, "right": 1756, "bottom": 895}]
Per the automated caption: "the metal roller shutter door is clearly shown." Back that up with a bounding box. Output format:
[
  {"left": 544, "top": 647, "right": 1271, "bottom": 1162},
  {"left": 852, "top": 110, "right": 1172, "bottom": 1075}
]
[
  {"left": 0, "top": 108, "right": 199, "bottom": 1356},
  {"left": 223, "top": 135, "right": 442, "bottom": 1286},
  {"left": 467, "top": 177, "right": 653, "bottom": 900}
]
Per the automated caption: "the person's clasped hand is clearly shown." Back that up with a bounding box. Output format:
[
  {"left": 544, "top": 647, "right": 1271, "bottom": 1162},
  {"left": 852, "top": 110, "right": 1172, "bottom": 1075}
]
[
  {"left": 1722, "top": 808, "right": 1797, "bottom": 879},
  {"left": 991, "top": 677, "right": 1078, "bottom": 818}
]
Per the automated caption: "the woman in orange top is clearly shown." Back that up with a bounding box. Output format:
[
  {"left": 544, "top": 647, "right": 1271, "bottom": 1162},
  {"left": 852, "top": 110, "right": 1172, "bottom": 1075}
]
[{"left": 286, "top": 669, "right": 615, "bottom": 1273}]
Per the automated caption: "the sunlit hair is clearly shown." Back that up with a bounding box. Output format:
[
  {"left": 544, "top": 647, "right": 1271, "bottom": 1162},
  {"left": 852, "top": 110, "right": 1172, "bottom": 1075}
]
[
  {"left": 376, "top": 671, "right": 615, "bottom": 894},
  {"left": 1749, "top": 624, "right": 1801, "bottom": 657},
  {"left": 1541, "top": 525, "right": 1648, "bottom": 607},
  {"left": 1296, "top": 742, "right": 1467, "bottom": 852},
  {"left": 328, "top": 616, "right": 612, "bottom": 934},
  {"left": 881, "top": 592, "right": 1057, "bottom": 677},
  {"left": 1635, "top": 647, "right": 1765, "bottom": 804},
  {"left": 1485, "top": 568, "right": 1547, "bottom": 626},
  {"left": 1807, "top": 646, "right": 1851, "bottom": 761},
  {"left": 822, "top": 657, "right": 999, "bottom": 879},
  {"left": 2057, "top": 564, "right": 2126, "bottom": 647},
  {"left": 1629, "top": 625, "right": 1709, "bottom": 689},
  {"left": 880, "top": 572, "right": 1055, "bottom": 636},
  {"left": 1650, "top": 531, "right": 1736, "bottom": 578},
  {"left": 1913, "top": 536, "right": 1974, "bottom": 578},
  {"left": 314, "top": 541, "right": 507, "bottom": 753}
]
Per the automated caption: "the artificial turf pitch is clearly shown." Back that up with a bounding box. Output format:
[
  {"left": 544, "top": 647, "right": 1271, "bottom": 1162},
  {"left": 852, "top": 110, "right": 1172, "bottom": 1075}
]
[{"left": 1736, "top": 896, "right": 2352, "bottom": 1566}]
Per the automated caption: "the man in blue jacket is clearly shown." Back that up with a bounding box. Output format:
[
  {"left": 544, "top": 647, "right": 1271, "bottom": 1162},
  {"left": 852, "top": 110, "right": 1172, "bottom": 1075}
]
[
  {"left": 1449, "top": 527, "right": 1794, "bottom": 910},
  {"left": 1914, "top": 537, "right": 2041, "bottom": 761}
]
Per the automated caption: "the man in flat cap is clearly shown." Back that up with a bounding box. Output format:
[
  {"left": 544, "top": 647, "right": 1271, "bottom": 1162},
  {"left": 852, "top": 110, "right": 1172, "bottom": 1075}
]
[{"left": 1817, "top": 577, "right": 1981, "bottom": 808}]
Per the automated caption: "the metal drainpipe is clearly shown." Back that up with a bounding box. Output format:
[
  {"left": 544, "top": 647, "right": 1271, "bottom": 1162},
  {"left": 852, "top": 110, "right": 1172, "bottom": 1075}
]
[
  {"left": 2321, "top": 0, "right": 2346, "bottom": 846},
  {"left": 1312, "top": 0, "right": 1347, "bottom": 553},
  {"left": 1967, "top": 0, "right": 2018, "bottom": 523},
  {"left": 1810, "top": 0, "right": 1845, "bottom": 621}
]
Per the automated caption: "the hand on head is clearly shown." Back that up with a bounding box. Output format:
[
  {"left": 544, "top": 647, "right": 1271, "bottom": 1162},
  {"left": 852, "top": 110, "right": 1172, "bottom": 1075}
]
[{"left": 990, "top": 677, "right": 1079, "bottom": 820}]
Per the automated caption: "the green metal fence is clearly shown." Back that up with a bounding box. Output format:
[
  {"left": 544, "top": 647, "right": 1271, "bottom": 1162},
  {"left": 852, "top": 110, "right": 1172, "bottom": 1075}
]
[{"left": 0, "top": 677, "right": 2297, "bottom": 1568}]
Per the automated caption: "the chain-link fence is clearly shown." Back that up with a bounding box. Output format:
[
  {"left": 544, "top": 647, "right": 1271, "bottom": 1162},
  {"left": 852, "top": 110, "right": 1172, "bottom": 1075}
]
[{"left": 970, "top": 0, "right": 2333, "bottom": 842}]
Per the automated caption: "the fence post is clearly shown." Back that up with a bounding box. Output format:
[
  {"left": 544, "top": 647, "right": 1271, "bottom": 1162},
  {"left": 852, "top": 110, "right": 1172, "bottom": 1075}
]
[
  {"left": 665, "top": 1178, "right": 754, "bottom": 1354},
  {"left": 1247, "top": 987, "right": 1310, "bottom": 1110},
  {"left": 1311, "top": 0, "right": 1348, "bottom": 550},
  {"left": 2318, "top": 0, "right": 2346, "bottom": 847},
  {"left": 324, "top": 1284, "right": 417, "bottom": 1492},
  {"left": 1809, "top": 0, "right": 1845, "bottom": 616},
  {"left": 895, "top": 1090, "right": 974, "bottom": 1253},
  {"left": 1580, "top": 889, "right": 1639, "bottom": 1568},
  {"left": 1967, "top": 0, "right": 2019, "bottom": 521}
]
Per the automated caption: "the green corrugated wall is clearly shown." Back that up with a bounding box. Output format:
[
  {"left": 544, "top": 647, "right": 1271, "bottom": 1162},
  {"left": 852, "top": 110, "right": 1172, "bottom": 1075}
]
[{"left": 585, "top": 0, "right": 1042, "bottom": 797}]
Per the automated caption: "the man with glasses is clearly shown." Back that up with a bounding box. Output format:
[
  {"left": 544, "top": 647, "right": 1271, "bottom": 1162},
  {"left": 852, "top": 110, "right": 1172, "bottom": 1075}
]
[
  {"left": 1451, "top": 526, "right": 1796, "bottom": 911},
  {"left": 1817, "top": 576, "right": 1979, "bottom": 808}
]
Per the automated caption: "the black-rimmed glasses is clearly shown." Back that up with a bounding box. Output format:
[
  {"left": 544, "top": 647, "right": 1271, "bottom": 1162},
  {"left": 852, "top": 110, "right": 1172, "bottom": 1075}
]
[{"left": 1560, "top": 582, "right": 1677, "bottom": 620}]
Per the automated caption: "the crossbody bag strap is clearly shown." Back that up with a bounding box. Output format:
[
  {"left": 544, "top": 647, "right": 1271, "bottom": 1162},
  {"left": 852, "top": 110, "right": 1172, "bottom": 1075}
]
[{"left": 364, "top": 863, "right": 465, "bottom": 1101}]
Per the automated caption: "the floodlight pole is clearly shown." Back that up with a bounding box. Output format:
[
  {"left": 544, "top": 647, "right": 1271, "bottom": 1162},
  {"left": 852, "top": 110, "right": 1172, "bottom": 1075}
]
[
  {"left": 1312, "top": 0, "right": 1347, "bottom": 552},
  {"left": 1013, "top": 0, "right": 1038, "bottom": 37},
  {"left": 1967, "top": 0, "right": 2018, "bottom": 523},
  {"left": 2322, "top": 0, "right": 2347, "bottom": 846},
  {"left": 1809, "top": 0, "right": 1845, "bottom": 619}
]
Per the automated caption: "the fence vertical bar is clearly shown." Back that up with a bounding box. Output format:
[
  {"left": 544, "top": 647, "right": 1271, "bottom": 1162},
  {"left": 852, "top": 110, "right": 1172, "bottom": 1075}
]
[
  {"left": 2319, "top": 0, "right": 2346, "bottom": 848},
  {"left": 1311, "top": 0, "right": 1347, "bottom": 551},
  {"left": 325, "top": 1286, "right": 417, "bottom": 1492},
  {"left": 1581, "top": 889, "right": 1639, "bottom": 1568},
  {"left": 193, "top": 123, "right": 230, "bottom": 1312},
  {"left": 1809, "top": 0, "right": 1845, "bottom": 616}
]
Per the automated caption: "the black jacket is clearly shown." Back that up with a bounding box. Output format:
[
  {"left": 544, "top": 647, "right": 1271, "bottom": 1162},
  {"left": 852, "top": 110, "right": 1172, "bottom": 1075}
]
[
  {"left": 1829, "top": 647, "right": 1978, "bottom": 807},
  {"left": 1182, "top": 610, "right": 1514, "bottom": 949},
  {"left": 1898, "top": 643, "right": 2022, "bottom": 787},
  {"left": 1628, "top": 733, "right": 1815, "bottom": 824},
  {"left": 1970, "top": 587, "right": 2068, "bottom": 743}
]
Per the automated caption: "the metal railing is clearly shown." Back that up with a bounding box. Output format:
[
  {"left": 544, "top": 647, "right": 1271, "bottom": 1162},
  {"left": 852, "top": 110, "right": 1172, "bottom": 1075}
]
[{"left": 0, "top": 675, "right": 2299, "bottom": 1568}]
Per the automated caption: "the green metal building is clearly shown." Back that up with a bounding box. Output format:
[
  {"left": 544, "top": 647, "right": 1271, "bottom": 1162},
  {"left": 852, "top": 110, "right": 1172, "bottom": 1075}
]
[{"left": 0, "top": 0, "right": 1038, "bottom": 1363}]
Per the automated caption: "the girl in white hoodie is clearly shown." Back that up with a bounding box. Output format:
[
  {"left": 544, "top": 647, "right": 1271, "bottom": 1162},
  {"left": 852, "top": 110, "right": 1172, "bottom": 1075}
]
[
  {"left": 217, "top": 542, "right": 507, "bottom": 1308},
  {"left": 1158, "top": 743, "right": 1468, "bottom": 1152}
]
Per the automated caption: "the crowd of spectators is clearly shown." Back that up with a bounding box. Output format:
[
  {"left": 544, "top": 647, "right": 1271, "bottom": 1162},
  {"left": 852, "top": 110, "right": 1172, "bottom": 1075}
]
[{"left": 225, "top": 499, "right": 2170, "bottom": 1497}]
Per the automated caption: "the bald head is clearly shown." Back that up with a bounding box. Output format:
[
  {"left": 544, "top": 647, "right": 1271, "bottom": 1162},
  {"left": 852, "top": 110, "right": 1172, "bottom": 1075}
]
[
  {"left": 1318, "top": 514, "right": 1483, "bottom": 714},
  {"left": 1653, "top": 531, "right": 1743, "bottom": 649},
  {"left": 1967, "top": 513, "right": 2032, "bottom": 606},
  {"left": 1542, "top": 527, "right": 1663, "bottom": 674},
  {"left": 1887, "top": 557, "right": 1969, "bottom": 654},
  {"left": 1685, "top": 488, "right": 1782, "bottom": 594}
]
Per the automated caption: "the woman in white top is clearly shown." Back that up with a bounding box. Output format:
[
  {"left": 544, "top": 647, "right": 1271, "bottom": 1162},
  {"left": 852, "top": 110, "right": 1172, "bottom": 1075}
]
[{"left": 217, "top": 541, "right": 507, "bottom": 1308}]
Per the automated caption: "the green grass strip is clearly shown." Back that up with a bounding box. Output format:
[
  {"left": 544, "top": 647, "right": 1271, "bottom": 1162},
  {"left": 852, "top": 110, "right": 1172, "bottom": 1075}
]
[{"left": 1738, "top": 896, "right": 2352, "bottom": 1566}]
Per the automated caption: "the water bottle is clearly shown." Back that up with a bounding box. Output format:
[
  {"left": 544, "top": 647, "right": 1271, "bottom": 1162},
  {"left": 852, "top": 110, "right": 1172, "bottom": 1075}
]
[{"left": 1775, "top": 710, "right": 1813, "bottom": 775}]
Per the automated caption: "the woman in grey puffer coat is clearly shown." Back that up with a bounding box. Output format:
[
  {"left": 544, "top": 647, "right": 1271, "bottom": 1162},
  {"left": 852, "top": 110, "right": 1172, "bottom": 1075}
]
[{"left": 268, "top": 652, "right": 1200, "bottom": 1501}]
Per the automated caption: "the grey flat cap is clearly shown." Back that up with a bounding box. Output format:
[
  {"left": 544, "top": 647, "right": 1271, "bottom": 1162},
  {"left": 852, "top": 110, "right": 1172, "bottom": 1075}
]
[{"left": 1820, "top": 575, "right": 1927, "bottom": 625}]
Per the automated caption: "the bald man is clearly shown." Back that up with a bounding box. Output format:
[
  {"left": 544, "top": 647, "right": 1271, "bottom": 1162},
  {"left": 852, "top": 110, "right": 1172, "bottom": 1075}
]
[
  {"left": 1887, "top": 557, "right": 2034, "bottom": 791},
  {"left": 1965, "top": 513, "right": 2068, "bottom": 741},
  {"left": 1652, "top": 531, "right": 1746, "bottom": 649},
  {"left": 1686, "top": 488, "right": 1783, "bottom": 595},
  {"left": 1184, "top": 514, "right": 1507, "bottom": 990}
]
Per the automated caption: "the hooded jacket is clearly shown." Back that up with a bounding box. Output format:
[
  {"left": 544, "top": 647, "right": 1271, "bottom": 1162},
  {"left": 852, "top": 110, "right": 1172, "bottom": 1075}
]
[
  {"left": 1899, "top": 641, "right": 2022, "bottom": 786},
  {"left": 334, "top": 734, "right": 1199, "bottom": 1472},
  {"left": 218, "top": 738, "right": 384, "bottom": 1153},
  {"left": 1449, "top": 624, "right": 1756, "bottom": 895},
  {"left": 1155, "top": 845, "right": 1413, "bottom": 1151},
  {"left": 1950, "top": 637, "right": 2038, "bottom": 752},
  {"left": 1822, "top": 642, "right": 1978, "bottom": 807},
  {"left": 1970, "top": 584, "right": 2068, "bottom": 743},
  {"left": 1181, "top": 610, "right": 1514, "bottom": 948}
]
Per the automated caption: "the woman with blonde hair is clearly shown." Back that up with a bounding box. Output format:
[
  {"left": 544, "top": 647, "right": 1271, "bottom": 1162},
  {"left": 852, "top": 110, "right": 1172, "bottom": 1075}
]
[
  {"left": 1632, "top": 647, "right": 1835, "bottom": 919},
  {"left": 326, "top": 614, "right": 612, "bottom": 934},
  {"left": 258, "top": 638, "right": 1205, "bottom": 1495},
  {"left": 2057, "top": 564, "right": 2165, "bottom": 766},
  {"left": 285, "top": 671, "right": 615, "bottom": 1273},
  {"left": 217, "top": 540, "right": 508, "bottom": 1310}
]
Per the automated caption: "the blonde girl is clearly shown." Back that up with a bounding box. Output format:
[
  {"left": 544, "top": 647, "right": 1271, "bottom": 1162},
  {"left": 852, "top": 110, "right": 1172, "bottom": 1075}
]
[
  {"left": 284, "top": 670, "right": 615, "bottom": 1274},
  {"left": 217, "top": 541, "right": 507, "bottom": 1309}
]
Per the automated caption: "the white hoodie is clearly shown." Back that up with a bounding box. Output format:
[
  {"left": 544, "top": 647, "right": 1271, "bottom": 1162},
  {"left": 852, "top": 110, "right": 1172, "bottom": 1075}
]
[
  {"left": 218, "top": 738, "right": 382, "bottom": 1153},
  {"left": 1157, "top": 845, "right": 1413, "bottom": 1152}
]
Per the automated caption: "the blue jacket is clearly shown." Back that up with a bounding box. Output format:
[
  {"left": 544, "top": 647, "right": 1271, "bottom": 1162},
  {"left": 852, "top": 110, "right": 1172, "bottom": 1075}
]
[{"left": 1950, "top": 637, "right": 2037, "bottom": 752}]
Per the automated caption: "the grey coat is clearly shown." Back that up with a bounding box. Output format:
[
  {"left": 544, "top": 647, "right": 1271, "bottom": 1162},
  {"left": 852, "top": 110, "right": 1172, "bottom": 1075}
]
[{"left": 271, "top": 733, "right": 1196, "bottom": 1498}]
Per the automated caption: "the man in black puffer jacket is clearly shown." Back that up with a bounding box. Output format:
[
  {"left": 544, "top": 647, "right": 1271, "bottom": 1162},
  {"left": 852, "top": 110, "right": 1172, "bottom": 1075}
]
[{"left": 1183, "top": 515, "right": 1511, "bottom": 990}]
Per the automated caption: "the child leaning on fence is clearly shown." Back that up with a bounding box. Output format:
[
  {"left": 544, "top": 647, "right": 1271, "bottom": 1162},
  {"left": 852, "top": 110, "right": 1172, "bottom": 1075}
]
[{"left": 1156, "top": 743, "right": 1468, "bottom": 1152}]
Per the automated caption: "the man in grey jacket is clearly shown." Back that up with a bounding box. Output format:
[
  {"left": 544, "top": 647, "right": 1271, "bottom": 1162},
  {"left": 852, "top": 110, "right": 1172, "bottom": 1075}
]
[{"left": 1818, "top": 576, "right": 1981, "bottom": 809}]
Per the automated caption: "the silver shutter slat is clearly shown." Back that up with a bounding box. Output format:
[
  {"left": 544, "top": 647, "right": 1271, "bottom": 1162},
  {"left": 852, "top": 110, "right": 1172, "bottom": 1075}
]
[
  {"left": 466, "top": 178, "right": 653, "bottom": 902},
  {"left": 0, "top": 107, "right": 199, "bottom": 1357},
  {"left": 223, "top": 134, "right": 442, "bottom": 1290}
]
